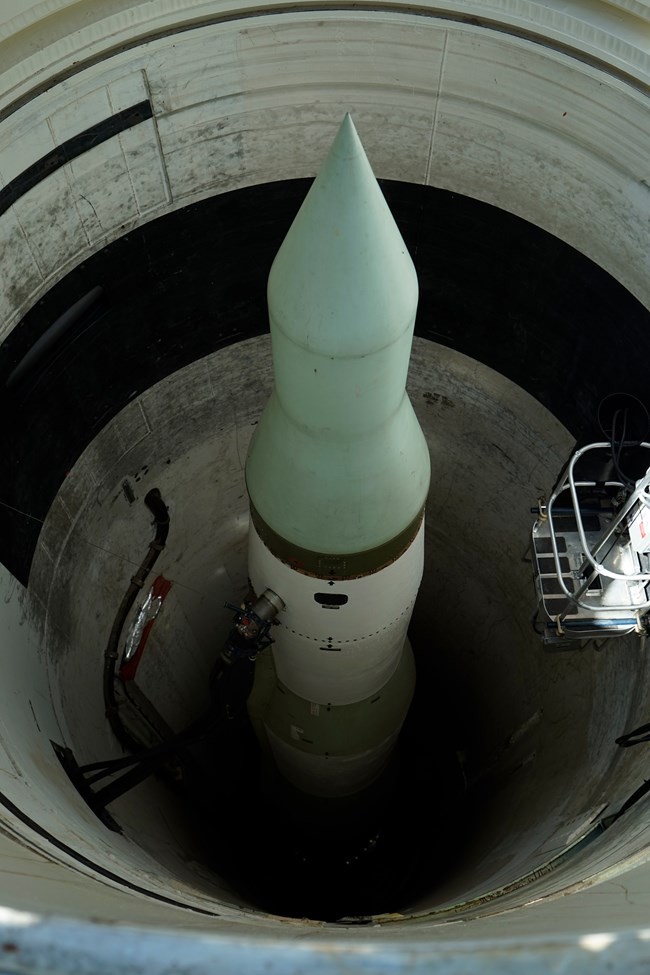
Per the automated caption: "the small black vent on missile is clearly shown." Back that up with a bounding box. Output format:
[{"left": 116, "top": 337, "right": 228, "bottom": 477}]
[{"left": 314, "top": 593, "right": 348, "bottom": 607}]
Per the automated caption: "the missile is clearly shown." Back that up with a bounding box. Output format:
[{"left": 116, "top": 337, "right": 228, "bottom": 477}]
[{"left": 245, "top": 114, "right": 430, "bottom": 805}]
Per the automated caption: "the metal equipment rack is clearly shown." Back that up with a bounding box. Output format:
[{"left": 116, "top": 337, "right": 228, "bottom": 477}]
[{"left": 531, "top": 442, "right": 650, "bottom": 645}]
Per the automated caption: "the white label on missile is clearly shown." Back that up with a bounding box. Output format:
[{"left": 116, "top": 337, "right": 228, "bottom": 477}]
[{"left": 310, "top": 703, "right": 320, "bottom": 717}]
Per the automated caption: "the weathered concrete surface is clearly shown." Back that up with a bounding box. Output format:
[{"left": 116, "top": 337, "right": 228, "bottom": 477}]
[
  {"left": 3, "top": 0, "right": 650, "bottom": 968},
  {"left": 2, "top": 337, "right": 646, "bottom": 930}
]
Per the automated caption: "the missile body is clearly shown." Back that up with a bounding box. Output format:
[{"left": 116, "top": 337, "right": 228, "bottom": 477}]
[{"left": 245, "top": 115, "right": 430, "bottom": 801}]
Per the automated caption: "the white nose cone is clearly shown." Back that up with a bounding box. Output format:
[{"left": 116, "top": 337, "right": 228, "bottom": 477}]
[
  {"left": 268, "top": 113, "right": 418, "bottom": 357},
  {"left": 246, "top": 114, "right": 430, "bottom": 557}
]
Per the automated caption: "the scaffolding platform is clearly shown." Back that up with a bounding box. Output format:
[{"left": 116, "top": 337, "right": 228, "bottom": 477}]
[{"left": 532, "top": 442, "right": 650, "bottom": 645}]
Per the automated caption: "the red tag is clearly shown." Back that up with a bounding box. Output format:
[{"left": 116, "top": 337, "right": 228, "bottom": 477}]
[{"left": 119, "top": 575, "right": 172, "bottom": 681}]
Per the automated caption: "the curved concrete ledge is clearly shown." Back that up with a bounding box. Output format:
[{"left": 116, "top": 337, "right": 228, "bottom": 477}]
[
  {"left": 2, "top": 0, "right": 650, "bottom": 116},
  {"left": 2, "top": 0, "right": 650, "bottom": 341}
]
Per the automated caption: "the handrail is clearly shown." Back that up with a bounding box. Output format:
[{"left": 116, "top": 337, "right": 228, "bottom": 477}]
[
  {"left": 540, "top": 442, "right": 650, "bottom": 621},
  {"left": 565, "top": 443, "right": 650, "bottom": 581}
]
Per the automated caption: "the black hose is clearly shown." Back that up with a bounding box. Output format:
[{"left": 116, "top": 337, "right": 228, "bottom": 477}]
[
  {"left": 103, "top": 488, "right": 169, "bottom": 753},
  {"left": 616, "top": 722, "right": 650, "bottom": 747},
  {"left": 88, "top": 642, "right": 256, "bottom": 808},
  {"left": 599, "top": 724, "right": 650, "bottom": 828}
]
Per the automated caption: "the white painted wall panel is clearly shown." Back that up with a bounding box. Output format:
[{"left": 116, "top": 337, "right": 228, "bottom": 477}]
[
  {"left": 9, "top": 168, "right": 91, "bottom": 280},
  {"left": 0, "top": 207, "right": 45, "bottom": 335},
  {"left": 152, "top": 17, "right": 442, "bottom": 193},
  {"left": 0, "top": 117, "right": 54, "bottom": 182},
  {"left": 48, "top": 87, "right": 113, "bottom": 143},
  {"left": 64, "top": 139, "right": 141, "bottom": 239},
  {"left": 437, "top": 31, "right": 650, "bottom": 178},
  {"left": 107, "top": 70, "right": 150, "bottom": 113},
  {"left": 117, "top": 119, "right": 171, "bottom": 213}
]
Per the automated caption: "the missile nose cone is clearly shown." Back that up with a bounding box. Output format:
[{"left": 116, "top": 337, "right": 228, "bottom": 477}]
[
  {"left": 328, "top": 112, "right": 360, "bottom": 160},
  {"left": 268, "top": 114, "right": 418, "bottom": 357},
  {"left": 246, "top": 114, "right": 430, "bottom": 555}
]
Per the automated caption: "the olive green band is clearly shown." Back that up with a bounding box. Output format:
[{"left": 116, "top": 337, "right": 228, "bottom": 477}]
[{"left": 249, "top": 503, "right": 424, "bottom": 579}]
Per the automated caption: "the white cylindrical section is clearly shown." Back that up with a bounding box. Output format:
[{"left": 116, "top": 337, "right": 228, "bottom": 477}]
[
  {"left": 265, "top": 725, "right": 401, "bottom": 798},
  {"left": 248, "top": 519, "right": 424, "bottom": 706},
  {"left": 251, "top": 631, "right": 416, "bottom": 799}
]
